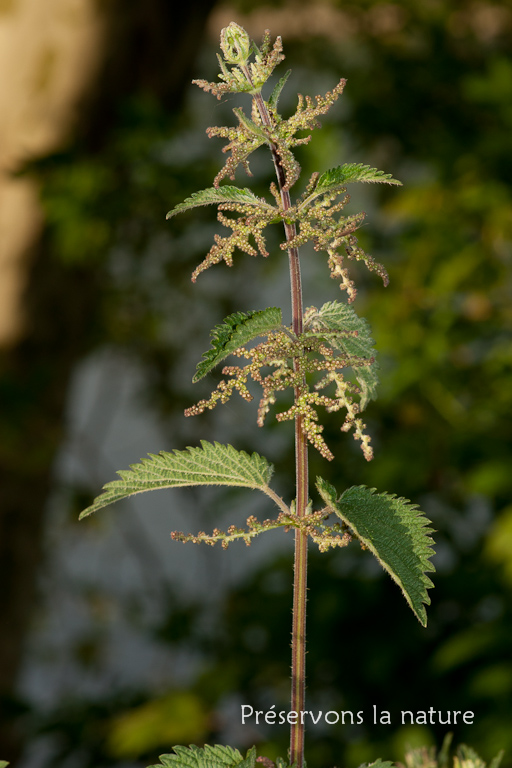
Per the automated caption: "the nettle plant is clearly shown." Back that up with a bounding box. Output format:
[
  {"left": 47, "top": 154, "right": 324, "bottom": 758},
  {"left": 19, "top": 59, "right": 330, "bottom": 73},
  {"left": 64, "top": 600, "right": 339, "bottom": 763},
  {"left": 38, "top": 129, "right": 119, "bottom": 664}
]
[{"left": 81, "top": 23, "right": 437, "bottom": 768}]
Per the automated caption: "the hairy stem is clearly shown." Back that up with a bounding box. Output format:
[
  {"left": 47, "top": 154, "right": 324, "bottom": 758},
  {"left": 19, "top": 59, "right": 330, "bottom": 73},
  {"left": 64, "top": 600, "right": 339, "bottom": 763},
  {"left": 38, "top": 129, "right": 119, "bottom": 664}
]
[{"left": 252, "top": 87, "right": 309, "bottom": 768}]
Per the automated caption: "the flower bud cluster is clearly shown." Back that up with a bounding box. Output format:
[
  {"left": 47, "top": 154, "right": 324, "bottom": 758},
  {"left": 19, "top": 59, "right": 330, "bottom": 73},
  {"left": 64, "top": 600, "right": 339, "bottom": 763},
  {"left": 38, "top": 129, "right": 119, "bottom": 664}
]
[{"left": 193, "top": 24, "right": 284, "bottom": 98}]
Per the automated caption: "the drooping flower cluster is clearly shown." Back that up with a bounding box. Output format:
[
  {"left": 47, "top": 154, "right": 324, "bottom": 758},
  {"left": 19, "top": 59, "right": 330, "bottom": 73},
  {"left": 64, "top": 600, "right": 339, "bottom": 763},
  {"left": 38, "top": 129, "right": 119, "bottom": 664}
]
[
  {"left": 191, "top": 200, "right": 276, "bottom": 282},
  {"left": 282, "top": 187, "right": 389, "bottom": 303},
  {"left": 206, "top": 78, "right": 346, "bottom": 191},
  {"left": 186, "top": 179, "right": 388, "bottom": 302},
  {"left": 185, "top": 326, "right": 374, "bottom": 461}
]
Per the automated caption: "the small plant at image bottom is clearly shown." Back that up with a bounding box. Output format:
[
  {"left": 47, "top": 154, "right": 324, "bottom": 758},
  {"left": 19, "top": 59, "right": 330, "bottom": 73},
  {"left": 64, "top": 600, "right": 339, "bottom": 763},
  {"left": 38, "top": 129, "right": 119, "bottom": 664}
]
[
  {"left": 80, "top": 21, "right": 445, "bottom": 768},
  {"left": 399, "top": 734, "right": 503, "bottom": 768}
]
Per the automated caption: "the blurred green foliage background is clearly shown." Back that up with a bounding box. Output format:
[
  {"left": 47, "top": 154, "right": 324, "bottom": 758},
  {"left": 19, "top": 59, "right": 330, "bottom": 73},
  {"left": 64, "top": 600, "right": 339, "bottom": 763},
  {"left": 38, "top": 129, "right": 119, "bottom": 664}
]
[{"left": 6, "top": 1, "right": 512, "bottom": 766}]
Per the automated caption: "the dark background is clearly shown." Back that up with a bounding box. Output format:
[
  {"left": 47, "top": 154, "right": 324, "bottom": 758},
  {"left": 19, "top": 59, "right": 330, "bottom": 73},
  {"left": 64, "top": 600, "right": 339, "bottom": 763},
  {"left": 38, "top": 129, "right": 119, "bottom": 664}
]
[{"left": 1, "top": 1, "right": 511, "bottom": 766}]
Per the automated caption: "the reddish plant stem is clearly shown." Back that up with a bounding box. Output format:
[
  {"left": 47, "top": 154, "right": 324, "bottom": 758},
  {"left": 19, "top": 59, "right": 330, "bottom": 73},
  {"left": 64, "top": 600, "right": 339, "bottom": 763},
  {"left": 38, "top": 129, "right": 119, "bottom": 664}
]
[{"left": 253, "top": 90, "right": 309, "bottom": 768}]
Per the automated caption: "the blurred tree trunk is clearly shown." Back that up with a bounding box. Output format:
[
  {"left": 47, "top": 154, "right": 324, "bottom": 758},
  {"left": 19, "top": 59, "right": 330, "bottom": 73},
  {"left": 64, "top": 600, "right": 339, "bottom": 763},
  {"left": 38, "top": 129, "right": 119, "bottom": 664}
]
[{"left": 0, "top": 0, "right": 217, "bottom": 761}]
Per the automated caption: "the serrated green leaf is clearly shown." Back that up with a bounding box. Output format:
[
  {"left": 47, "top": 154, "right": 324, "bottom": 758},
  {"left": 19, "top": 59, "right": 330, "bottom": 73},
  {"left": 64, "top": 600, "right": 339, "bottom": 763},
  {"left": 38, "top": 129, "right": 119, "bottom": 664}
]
[
  {"left": 166, "top": 186, "right": 274, "bottom": 219},
  {"left": 310, "top": 301, "right": 379, "bottom": 407},
  {"left": 148, "top": 745, "right": 255, "bottom": 768},
  {"left": 193, "top": 307, "right": 282, "bottom": 382},
  {"left": 80, "top": 442, "right": 275, "bottom": 519},
  {"left": 301, "top": 163, "right": 401, "bottom": 209},
  {"left": 0, "top": 762, "right": 9, "bottom": 768},
  {"left": 316, "top": 480, "right": 435, "bottom": 626},
  {"left": 361, "top": 761, "right": 395, "bottom": 768},
  {"left": 268, "top": 69, "right": 291, "bottom": 113},
  {"left": 317, "top": 163, "right": 402, "bottom": 189}
]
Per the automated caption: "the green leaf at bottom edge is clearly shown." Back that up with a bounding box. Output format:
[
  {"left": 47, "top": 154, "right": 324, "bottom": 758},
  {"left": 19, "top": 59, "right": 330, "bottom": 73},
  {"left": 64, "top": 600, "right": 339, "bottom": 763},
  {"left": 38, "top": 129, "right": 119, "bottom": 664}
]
[
  {"left": 316, "top": 479, "right": 435, "bottom": 626},
  {"left": 148, "top": 744, "right": 256, "bottom": 768},
  {"left": 358, "top": 761, "right": 395, "bottom": 768}
]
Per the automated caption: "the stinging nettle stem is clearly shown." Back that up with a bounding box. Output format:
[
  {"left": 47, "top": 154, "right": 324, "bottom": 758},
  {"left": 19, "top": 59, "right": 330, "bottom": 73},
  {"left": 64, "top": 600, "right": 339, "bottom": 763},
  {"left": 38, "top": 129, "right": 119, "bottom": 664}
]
[{"left": 252, "top": 86, "right": 309, "bottom": 768}]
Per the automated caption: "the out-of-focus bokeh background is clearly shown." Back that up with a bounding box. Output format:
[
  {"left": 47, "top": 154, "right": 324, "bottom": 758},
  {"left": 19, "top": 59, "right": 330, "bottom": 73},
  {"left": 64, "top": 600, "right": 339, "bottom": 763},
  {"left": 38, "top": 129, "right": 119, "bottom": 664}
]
[{"left": 1, "top": 1, "right": 511, "bottom": 766}]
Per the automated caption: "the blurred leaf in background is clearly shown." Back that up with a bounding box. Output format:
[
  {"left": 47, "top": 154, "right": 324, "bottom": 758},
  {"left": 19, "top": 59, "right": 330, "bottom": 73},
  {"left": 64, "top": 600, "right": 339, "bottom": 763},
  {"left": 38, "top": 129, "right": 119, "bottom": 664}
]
[{"left": 106, "top": 691, "right": 209, "bottom": 760}]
